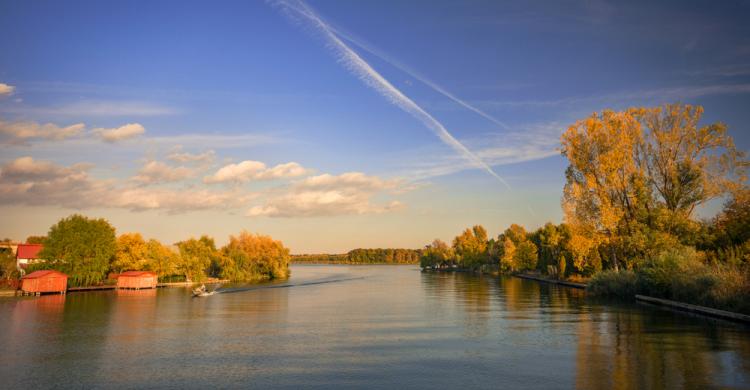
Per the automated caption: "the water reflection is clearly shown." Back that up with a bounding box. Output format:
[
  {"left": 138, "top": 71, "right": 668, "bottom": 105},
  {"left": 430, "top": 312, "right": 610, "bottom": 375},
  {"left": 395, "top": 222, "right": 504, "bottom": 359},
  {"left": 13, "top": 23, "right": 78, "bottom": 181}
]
[
  {"left": 420, "top": 270, "right": 750, "bottom": 389},
  {"left": 0, "top": 266, "right": 747, "bottom": 388}
]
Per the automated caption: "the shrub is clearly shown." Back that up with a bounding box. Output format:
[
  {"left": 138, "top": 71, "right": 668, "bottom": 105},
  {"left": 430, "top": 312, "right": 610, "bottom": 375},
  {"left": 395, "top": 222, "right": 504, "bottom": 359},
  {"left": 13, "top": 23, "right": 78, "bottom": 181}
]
[{"left": 587, "top": 270, "right": 638, "bottom": 298}]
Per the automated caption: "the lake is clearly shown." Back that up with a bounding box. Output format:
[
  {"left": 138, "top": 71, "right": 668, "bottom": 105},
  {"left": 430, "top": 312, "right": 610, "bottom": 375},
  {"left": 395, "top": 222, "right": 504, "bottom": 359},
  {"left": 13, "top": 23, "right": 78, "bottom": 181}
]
[{"left": 1, "top": 264, "right": 748, "bottom": 389}]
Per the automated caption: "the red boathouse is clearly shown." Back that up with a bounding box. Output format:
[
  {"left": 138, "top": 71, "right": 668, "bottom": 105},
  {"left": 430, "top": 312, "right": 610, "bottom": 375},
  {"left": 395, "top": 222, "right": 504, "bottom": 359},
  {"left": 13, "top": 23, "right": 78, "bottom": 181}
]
[
  {"left": 21, "top": 270, "right": 68, "bottom": 295},
  {"left": 117, "top": 271, "right": 158, "bottom": 289}
]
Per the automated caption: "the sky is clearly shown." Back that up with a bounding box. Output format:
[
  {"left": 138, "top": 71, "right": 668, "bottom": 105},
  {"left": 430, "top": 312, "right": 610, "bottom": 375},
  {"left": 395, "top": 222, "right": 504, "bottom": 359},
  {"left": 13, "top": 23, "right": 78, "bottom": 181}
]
[{"left": 0, "top": 0, "right": 749, "bottom": 253}]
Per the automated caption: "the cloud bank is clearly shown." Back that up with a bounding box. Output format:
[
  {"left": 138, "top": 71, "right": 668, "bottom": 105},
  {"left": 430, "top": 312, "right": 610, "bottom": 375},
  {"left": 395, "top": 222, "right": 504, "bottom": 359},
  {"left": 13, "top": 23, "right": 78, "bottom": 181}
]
[
  {"left": 0, "top": 156, "right": 249, "bottom": 213},
  {"left": 0, "top": 119, "right": 85, "bottom": 145},
  {"left": 0, "top": 157, "right": 410, "bottom": 218},
  {"left": 247, "top": 172, "right": 406, "bottom": 217}
]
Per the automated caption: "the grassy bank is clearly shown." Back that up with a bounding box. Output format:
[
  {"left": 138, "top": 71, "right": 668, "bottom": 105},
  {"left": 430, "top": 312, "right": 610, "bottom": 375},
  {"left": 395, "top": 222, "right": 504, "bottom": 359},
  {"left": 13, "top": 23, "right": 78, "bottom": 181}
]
[{"left": 588, "top": 248, "right": 750, "bottom": 315}]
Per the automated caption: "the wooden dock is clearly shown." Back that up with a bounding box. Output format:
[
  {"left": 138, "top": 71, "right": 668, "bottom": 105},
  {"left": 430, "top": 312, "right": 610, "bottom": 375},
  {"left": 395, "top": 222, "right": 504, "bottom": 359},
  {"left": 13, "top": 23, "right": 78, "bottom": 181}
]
[
  {"left": 67, "top": 285, "right": 116, "bottom": 292},
  {"left": 514, "top": 273, "right": 587, "bottom": 289},
  {"left": 635, "top": 295, "right": 750, "bottom": 324}
]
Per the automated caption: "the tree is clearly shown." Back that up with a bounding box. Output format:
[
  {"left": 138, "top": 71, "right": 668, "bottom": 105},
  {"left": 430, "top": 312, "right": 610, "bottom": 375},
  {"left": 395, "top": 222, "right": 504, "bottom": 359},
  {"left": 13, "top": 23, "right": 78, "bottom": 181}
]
[
  {"left": 220, "top": 231, "right": 290, "bottom": 281},
  {"left": 143, "top": 239, "right": 180, "bottom": 280},
  {"left": 112, "top": 233, "right": 148, "bottom": 273},
  {"left": 176, "top": 236, "right": 216, "bottom": 282},
  {"left": 420, "top": 239, "right": 454, "bottom": 269},
  {"left": 560, "top": 104, "right": 747, "bottom": 272},
  {"left": 452, "top": 225, "right": 489, "bottom": 270},
  {"left": 561, "top": 108, "right": 645, "bottom": 271},
  {"left": 496, "top": 224, "right": 538, "bottom": 272},
  {"left": 25, "top": 235, "right": 46, "bottom": 244},
  {"left": 639, "top": 104, "right": 746, "bottom": 216},
  {"left": 500, "top": 237, "right": 516, "bottom": 272},
  {"left": 0, "top": 250, "right": 18, "bottom": 280},
  {"left": 37, "top": 214, "right": 116, "bottom": 286}
]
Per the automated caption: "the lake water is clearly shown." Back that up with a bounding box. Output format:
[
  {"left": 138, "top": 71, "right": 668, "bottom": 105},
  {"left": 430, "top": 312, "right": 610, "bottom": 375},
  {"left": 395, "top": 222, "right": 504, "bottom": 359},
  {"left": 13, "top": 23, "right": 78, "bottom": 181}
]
[{"left": 1, "top": 264, "right": 748, "bottom": 389}]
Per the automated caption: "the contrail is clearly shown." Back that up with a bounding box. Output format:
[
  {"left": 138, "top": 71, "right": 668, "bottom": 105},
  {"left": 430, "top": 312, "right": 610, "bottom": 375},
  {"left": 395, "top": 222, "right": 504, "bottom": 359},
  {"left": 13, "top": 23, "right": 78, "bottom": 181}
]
[
  {"left": 330, "top": 28, "right": 511, "bottom": 131},
  {"left": 272, "top": 0, "right": 510, "bottom": 188}
]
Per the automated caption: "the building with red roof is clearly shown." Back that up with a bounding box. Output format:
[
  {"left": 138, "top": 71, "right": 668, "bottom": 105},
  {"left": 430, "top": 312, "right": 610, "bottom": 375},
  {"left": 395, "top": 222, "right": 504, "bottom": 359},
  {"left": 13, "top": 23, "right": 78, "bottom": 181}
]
[
  {"left": 117, "top": 271, "right": 158, "bottom": 289},
  {"left": 21, "top": 270, "right": 68, "bottom": 295},
  {"left": 16, "top": 243, "right": 44, "bottom": 272}
]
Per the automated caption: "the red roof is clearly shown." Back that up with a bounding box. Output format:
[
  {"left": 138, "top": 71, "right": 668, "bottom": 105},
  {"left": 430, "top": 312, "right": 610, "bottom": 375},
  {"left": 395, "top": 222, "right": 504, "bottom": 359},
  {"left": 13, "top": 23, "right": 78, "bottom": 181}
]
[
  {"left": 22, "top": 270, "right": 67, "bottom": 279},
  {"left": 17, "top": 244, "right": 43, "bottom": 259},
  {"left": 119, "top": 271, "right": 157, "bottom": 277}
]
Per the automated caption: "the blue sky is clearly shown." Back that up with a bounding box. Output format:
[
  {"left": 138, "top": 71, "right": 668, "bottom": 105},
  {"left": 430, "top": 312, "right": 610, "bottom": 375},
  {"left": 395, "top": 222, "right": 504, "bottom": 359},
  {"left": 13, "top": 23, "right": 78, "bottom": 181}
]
[{"left": 0, "top": 0, "right": 749, "bottom": 252}]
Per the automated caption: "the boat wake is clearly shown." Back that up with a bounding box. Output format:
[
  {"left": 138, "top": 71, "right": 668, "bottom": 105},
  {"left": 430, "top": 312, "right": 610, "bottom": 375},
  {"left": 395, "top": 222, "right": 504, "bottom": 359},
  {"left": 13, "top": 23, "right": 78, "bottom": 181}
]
[{"left": 197, "top": 276, "right": 365, "bottom": 296}]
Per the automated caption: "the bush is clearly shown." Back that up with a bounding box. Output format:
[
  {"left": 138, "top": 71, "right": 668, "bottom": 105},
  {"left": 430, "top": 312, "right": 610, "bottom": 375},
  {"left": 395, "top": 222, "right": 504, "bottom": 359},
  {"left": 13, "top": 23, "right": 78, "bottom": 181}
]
[
  {"left": 588, "top": 246, "right": 750, "bottom": 314},
  {"left": 587, "top": 270, "right": 638, "bottom": 298}
]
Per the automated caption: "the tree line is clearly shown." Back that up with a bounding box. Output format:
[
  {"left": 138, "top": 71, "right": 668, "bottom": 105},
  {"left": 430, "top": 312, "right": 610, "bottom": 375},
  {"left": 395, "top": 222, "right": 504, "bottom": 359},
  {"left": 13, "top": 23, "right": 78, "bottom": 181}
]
[
  {"left": 18, "top": 214, "right": 290, "bottom": 287},
  {"left": 421, "top": 104, "right": 749, "bottom": 314},
  {"left": 293, "top": 248, "right": 421, "bottom": 264}
]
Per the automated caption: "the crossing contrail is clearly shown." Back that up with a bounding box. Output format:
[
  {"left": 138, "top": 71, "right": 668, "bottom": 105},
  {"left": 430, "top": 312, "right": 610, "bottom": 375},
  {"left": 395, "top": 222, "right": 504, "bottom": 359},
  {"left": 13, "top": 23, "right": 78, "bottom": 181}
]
[
  {"left": 331, "top": 29, "right": 511, "bottom": 131},
  {"left": 272, "top": 0, "right": 510, "bottom": 188}
]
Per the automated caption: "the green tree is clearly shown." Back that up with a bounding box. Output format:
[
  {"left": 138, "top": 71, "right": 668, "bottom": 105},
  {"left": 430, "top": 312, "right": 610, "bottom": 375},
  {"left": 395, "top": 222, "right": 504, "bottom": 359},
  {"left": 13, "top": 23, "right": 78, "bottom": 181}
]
[
  {"left": 143, "top": 239, "right": 180, "bottom": 280},
  {"left": 176, "top": 236, "right": 216, "bottom": 282},
  {"left": 37, "top": 214, "right": 116, "bottom": 286},
  {"left": 25, "top": 235, "right": 47, "bottom": 244}
]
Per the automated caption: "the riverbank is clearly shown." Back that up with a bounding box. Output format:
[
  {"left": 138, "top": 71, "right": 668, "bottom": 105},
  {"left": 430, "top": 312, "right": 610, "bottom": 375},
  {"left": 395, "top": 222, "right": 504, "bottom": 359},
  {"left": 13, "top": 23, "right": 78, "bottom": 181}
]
[
  {"left": 513, "top": 273, "right": 587, "bottom": 289},
  {"left": 512, "top": 270, "right": 750, "bottom": 324}
]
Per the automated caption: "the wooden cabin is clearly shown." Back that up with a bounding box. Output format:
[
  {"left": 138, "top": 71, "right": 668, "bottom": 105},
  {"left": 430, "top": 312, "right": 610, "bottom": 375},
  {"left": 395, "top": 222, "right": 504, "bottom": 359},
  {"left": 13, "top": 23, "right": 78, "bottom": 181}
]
[
  {"left": 21, "top": 270, "right": 68, "bottom": 295},
  {"left": 117, "top": 271, "right": 158, "bottom": 290}
]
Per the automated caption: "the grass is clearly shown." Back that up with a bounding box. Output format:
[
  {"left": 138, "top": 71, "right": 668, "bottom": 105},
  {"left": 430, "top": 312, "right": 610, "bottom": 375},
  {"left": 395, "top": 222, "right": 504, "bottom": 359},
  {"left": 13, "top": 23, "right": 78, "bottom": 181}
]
[{"left": 588, "top": 247, "right": 750, "bottom": 315}]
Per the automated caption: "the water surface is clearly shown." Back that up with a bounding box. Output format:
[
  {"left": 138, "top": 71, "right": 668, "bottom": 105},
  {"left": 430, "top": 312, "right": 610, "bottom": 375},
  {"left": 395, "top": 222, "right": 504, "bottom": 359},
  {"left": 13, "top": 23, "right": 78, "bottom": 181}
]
[{"left": 1, "top": 265, "right": 748, "bottom": 389}]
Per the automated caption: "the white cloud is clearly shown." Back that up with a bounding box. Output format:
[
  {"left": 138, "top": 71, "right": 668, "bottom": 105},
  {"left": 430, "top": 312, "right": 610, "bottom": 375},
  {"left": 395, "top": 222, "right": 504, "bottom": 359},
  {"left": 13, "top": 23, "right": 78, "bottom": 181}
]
[
  {"left": 94, "top": 123, "right": 145, "bottom": 142},
  {"left": 204, "top": 160, "right": 310, "bottom": 184},
  {"left": 167, "top": 149, "right": 216, "bottom": 164},
  {"left": 0, "top": 83, "right": 15, "bottom": 97},
  {"left": 131, "top": 161, "right": 195, "bottom": 184},
  {"left": 0, "top": 118, "right": 85, "bottom": 145},
  {"left": 0, "top": 157, "right": 252, "bottom": 213},
  {"left": 0, "top": 158, "right": 411, "bottom": 217},
  {"left": 246, "top": 172, "right": 407, "bottom": 218},
  {"left": 256, "top": 162, "right": 309, "bottom": 180}
]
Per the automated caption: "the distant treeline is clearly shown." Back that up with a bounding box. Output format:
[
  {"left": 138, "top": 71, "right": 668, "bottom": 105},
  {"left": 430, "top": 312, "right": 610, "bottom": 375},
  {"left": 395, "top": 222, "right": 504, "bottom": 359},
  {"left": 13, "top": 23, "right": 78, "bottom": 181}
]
[{"left": 293, "top": 248, "right": 421, "bottom": 264}]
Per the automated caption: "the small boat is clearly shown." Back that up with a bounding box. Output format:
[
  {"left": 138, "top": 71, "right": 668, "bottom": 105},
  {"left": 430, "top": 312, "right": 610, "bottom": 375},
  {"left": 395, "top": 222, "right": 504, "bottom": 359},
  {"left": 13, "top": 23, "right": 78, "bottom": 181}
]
[{"left": 192, "top": 284, "right": 218, "bottom": 297}]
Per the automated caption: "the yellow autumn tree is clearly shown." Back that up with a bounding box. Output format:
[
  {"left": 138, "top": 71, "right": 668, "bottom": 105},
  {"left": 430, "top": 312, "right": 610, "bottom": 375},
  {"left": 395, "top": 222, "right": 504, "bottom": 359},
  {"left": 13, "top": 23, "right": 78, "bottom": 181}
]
[
  {"left": 561, "top": 103, "right": 747, "bottom": 272},
  {"left": 112, "top": 233, "right": 149, "bottom": 273},
  {"left": 639, "top": 104, "right": 747, "bottom": 216},
  {"left": 561, "top": 109, "right": 645, "bottom": 271}
]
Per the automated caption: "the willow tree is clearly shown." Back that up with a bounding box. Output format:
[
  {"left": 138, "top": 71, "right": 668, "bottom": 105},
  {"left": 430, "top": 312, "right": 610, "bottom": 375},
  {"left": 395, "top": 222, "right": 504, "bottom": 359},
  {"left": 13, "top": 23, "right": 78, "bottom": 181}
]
[{"left": 144, "top": 239, "right": 180, "bottom": 280}]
